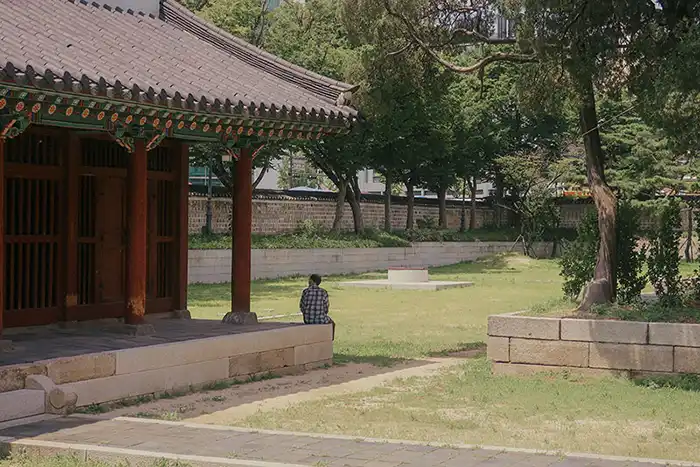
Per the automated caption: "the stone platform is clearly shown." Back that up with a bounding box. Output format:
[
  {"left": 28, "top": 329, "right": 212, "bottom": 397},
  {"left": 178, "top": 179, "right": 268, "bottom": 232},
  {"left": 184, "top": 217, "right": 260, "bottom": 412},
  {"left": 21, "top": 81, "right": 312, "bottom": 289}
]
[
  {"left": 339, "top": 267, "right": 473, "bottom": 291},
  {"left": 0, "top": 319, "right": 333, "bottom": 423}
]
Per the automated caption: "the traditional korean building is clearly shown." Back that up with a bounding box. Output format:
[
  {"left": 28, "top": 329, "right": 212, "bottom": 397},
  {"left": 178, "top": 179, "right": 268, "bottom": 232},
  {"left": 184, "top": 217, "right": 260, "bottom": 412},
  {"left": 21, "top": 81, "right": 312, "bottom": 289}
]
[{"left": 0, "top": 0, "right": 357, "bottom": 333}]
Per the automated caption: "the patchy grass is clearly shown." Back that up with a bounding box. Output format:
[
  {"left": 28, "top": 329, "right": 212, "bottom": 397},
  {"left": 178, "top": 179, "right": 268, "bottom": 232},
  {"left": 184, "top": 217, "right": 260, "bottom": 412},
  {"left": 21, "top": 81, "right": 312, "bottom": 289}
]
[
  {"left": 239, "top": 357, "right": 700, "bottom": 462},
  {"left": 0, "top": 453, "right": 190, "bottom": 466},
  {"left": 189, "top": 254, "right": 564, "bottom": 362}
]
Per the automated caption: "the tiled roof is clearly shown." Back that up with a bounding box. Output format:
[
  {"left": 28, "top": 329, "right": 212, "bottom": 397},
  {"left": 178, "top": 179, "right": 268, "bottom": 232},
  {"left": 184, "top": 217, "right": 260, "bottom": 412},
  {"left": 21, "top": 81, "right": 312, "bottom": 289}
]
[{"left": 0, "top": 0, "right": 358, "bottom": 127}]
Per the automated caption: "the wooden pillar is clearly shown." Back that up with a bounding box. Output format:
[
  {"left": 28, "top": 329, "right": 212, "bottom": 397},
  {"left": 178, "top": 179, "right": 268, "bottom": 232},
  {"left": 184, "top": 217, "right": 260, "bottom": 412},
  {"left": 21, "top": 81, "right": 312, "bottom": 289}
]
[
  {"left": 232, "top": 147, "right": 252, "bottom": 314},
  {"left": 64, "top": 133, "right": 79, "bottom": 319},
  {"left": 126, "top": 139, "right": 148, "bottom": 324},
  {"left": 175, "top": 142, "right": 189, "bottom": 312},
  {"left": 0, "top": 139, "right": 4, "bottom": 335}
]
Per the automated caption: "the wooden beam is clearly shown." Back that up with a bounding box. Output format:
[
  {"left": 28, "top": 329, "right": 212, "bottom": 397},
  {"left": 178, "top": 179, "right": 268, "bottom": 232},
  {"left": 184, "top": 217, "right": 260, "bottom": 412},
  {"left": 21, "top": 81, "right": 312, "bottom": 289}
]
[
  {"left": 175, "top": 142, "right": 189, "bottom": 312},
  {"left": 64, "top": 133, "right": 80, "bottom": 316},
  {"left": 0, "top": 139, "right": 4, "bottom": 334},
  {"left": 126, "top": 139, "right": 148, "bottom": 324},
  {"left": 232, "top": 146, "right": 252, "bottom": 314}
]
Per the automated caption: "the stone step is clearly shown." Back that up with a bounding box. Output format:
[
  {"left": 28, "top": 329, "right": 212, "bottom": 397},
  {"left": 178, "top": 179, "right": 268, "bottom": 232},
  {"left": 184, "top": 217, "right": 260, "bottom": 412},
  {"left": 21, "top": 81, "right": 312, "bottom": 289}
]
[{"left": 0, "top": 389, "right": 45, "bottom": 423}]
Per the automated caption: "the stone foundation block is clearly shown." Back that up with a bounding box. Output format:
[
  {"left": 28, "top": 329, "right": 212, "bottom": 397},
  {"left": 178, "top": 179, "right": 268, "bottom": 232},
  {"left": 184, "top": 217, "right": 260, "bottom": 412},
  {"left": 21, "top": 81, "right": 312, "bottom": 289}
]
[
  {"left": 44, "top": 353, "right": 116, "bottom": 384},
  {"left": 0, "top": 364, "right": 47, "bottom": 393},
  {"left": 222, "top": 312, "right": 258, "bottom": 325},
  {"left": 510, "top": 338, "right": 589, "bottom": 367},
  {"left": 589, "top": 343, "right": 673, "bottom": 371},
  {"left": 488, "top": 316, "right": 560, "bottom": 340},
  {"left": 66, "top": 358, "right": 230, "bottom": 406},
  {"left": 294, "top": 341, "right": 333, "bottom": 366},
  {"left": 487, "top": 336, "right": 510, "bottom": 362},
  {"left": 229, "top": 348, "right": 295, "bottom": 377},
  {"left": 674, "top": 347, "right": 700, "bottom": 374},
  {"left": 25, "top": 375, "right": 77, "bottom": 415},
  {"left": 0, "top": 389, "right": 45, "bottom": 422},
  {"left": 561, "top": 319, "right": 647, "bottom": 344},
  {"left": 649, "top": 323, "right": 700, "bottom": 347}
]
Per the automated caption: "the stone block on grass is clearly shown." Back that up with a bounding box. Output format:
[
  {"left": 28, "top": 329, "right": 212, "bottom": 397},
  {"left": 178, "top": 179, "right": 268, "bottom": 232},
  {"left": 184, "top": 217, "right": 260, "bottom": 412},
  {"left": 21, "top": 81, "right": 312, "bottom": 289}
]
[
  {"left": 649, "top": 322, "right": 700, "bottom": 347},
  {"left": 487, "top": 336, "right": 510, "bottom": 362},
  {"left": 509, "top": 338, "right": 589, "bottom": 367},
  {"left": 560, "top": 319, "right": 647, "bottom": 344},
  {"left": 589, "top": 343, "right": 673, "bottom": 372},
  {"left": 487, "top": 315, "right": 560, "bottom": 340}
]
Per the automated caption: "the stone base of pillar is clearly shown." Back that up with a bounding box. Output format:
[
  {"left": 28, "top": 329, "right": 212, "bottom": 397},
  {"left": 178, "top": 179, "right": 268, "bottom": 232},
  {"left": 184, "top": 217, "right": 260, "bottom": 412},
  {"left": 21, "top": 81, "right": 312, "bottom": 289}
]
[
  {"left": 171, "top": 309, "right": 192, "bottom": 320},
  {"left": 221, "top": 312, "right": 258, "bottom": 325},
  {"left": 121, "top": 324, "right": 156, "bottom": 336},
  {"left": 0, "top": 340, "right": 13, "bottom": 352}
]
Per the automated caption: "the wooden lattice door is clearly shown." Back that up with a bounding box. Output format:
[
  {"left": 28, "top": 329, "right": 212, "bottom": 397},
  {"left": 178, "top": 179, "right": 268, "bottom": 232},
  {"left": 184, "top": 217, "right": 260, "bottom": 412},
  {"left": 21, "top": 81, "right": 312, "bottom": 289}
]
[{"left": 3, "top": 131, "right": 63, "bottom": 327}]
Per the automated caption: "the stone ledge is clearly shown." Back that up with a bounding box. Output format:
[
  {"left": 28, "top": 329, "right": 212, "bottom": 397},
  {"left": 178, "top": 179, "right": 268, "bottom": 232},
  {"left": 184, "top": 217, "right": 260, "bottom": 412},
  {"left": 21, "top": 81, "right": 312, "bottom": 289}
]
[
  {"left": 492, "top": 362, "right": 629, "bottom": 379},
  {"left": 561, "top": 319, "right": 648, "bottom": 344},
  {"left": 487, "top": 315, "right": 560, "bottom": 340},
  {"left": 649, "top": 322, "right": 700, "bottom": 347},
  {"left": 589, "top": 343, "right": 673, "bottom": 372},
  {"left": 509, "top": 338, "right": 589, "bottom": 367}
]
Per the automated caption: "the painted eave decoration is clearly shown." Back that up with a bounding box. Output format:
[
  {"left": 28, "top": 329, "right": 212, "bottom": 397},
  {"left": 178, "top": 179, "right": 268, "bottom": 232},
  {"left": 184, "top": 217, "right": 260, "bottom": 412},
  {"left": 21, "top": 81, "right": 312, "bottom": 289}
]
[{"left": 0, "top": 0, "right": 359, "bottom": 144}]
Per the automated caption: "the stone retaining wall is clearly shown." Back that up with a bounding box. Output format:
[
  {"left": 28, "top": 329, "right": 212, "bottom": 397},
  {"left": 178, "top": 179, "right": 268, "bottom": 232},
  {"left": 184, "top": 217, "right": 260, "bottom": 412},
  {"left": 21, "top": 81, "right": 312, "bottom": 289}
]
[
  {"left": 0, "top": 325, "right": 332, "bottom": 411},
  {"left": 189, "top": 242, "right": 554, "bottom": 283},
  {"left": 487, "top": 314, "right": 700, "bottom": 377}
]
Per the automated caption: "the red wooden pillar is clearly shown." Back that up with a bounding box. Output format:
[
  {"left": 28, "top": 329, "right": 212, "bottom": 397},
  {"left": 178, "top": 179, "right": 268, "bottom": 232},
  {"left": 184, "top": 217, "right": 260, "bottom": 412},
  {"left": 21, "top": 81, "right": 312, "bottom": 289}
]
[
  {"left": 232, "top": 147, "right": 253, "bottom": 314},
  {"left": 0, "top": 139, "right": 4, "bottom": 335},
  {"left": 126, "top": 139, "right": 148, "bottom": 324},
  {"left": 175, "top": 142, "right": 189, "bottom": 312}
]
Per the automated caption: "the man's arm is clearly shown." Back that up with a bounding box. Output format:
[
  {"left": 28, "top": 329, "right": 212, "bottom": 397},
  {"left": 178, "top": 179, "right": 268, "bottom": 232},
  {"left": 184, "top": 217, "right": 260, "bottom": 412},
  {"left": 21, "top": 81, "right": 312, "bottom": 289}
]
[
  {"left": 299, "top": 289, "right": 306, "bottom": 312},
  {"left": 323, "top": 290, "right": 330, "bottom": 314}
]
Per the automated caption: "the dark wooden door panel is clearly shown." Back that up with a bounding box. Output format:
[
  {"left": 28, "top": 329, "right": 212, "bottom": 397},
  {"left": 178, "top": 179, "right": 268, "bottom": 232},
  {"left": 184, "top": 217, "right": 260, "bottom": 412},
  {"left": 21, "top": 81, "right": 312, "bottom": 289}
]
[{"left": 96, "top": 176, "right": 126, "bottom": 304}]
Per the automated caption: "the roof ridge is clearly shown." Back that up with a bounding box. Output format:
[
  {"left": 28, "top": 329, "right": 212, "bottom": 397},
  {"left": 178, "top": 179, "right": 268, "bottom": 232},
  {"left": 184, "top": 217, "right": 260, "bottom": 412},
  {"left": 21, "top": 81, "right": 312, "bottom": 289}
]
[
  {"left": 160, "top": 0, "right": 358, "bottom": 106},
  {"left": 69, "top": 0, "right": 159, "bottom": 19}
]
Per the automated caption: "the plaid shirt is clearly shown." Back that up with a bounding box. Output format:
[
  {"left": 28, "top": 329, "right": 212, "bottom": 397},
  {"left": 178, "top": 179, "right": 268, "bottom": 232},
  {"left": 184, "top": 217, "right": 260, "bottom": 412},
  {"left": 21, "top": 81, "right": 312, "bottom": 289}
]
[{"left": 300, "top": 284, "right": 331, "bottom": 324}]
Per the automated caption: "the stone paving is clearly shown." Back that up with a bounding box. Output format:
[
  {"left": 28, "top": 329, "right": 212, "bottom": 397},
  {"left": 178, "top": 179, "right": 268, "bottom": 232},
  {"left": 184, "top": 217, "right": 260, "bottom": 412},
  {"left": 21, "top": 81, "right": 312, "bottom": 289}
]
[
  {"left": 0, "top": 320, "right": 295, "bottom": 366},
  {"left": 0, "top": 415, "right": 693, "bottom": 467}
]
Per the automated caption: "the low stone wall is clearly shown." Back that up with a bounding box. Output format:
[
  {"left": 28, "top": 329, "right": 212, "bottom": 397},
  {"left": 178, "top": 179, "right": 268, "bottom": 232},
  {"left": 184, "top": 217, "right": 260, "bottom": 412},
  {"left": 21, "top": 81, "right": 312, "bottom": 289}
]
[
  {"left": 487, "top": 314, "right": 700, "bottom": 377},
  {"left": 188, "top": 241, "right": 554, "bottom": 283},
  {"left": 0, "top": 324, "right": 332, "bottom": 420}
]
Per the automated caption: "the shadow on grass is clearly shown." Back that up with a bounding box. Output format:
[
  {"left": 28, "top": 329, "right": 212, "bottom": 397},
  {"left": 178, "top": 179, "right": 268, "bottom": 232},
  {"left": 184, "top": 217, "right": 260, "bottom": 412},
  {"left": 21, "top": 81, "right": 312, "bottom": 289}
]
[
  {"left": 427, "top": 341, "right": 486, "bottom": 358},
  {"left": 432, "top": 254, "right": 518, "bottom": 276},
  {"left": 333, "top": 353, "right": 408, "bottom": 367},
  {"left": 634, "top": 373, "right": 700, "bottom": 392}
]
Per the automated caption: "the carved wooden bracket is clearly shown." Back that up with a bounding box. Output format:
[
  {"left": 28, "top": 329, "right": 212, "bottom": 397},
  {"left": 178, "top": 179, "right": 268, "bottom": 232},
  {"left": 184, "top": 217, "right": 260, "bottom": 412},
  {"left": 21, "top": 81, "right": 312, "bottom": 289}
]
[{"left": 0, "top": 113, "right": 33, "bottom": 140}]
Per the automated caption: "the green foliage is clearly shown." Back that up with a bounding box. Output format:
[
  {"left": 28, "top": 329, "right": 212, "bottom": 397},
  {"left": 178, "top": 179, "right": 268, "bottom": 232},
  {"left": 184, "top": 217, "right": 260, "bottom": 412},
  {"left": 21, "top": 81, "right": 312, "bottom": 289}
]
[
  {"left": 590, "top": 302, "right": 700, "bottom": 325},
  {"left": 197, "top": 0, "right": 267, "bottom": 44},
  {"left": 560, "top": 209, "right": 599, "bottom": 299},
  {"left": 615, "top": 200, "right": 648, "bottom": 304},
  {"left": 189, "top": 227, "right": 522, "bottom": 249},
  {"left": 648, "top": 199, "right": 683, "bottom": 306},
  {"left": 560, "top": 201, "right": 648, "bottom": 303}
]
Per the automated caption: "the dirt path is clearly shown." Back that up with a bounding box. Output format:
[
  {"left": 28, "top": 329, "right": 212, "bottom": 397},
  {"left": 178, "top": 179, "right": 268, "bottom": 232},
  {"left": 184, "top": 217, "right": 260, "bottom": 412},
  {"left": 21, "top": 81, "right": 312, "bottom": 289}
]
[{"left": 107, "top": 353, "right": 479, "bottom": 424}]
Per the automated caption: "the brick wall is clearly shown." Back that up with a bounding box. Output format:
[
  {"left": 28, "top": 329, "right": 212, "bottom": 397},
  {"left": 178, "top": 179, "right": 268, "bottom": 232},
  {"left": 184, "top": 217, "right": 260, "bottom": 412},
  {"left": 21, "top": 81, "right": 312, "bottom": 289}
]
[
  {"left": 189, "top": 196, "right": 695, "bottom": 236},
  {"left": 488, "top": 314, "right": 700, "bottom": 377},
  {"left": 189, "top": 196, "right": 502, "bottom": 235}
]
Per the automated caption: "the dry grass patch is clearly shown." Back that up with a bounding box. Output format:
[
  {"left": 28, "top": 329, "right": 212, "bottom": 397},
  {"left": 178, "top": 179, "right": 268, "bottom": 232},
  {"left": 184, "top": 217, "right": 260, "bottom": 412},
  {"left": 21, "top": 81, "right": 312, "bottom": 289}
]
[{"left": 239, "top": 357, "right": 700, "bottom": 462}]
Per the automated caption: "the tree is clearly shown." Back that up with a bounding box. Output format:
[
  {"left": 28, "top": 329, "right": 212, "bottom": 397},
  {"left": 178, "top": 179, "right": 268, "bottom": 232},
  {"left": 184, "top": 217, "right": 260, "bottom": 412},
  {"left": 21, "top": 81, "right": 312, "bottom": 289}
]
[
  {"left": 189, "top": 142, "right": 279, "bottom": 192},
  {"left": 196, "top": 0, "right": 269, "bottom": 46},
  {"left": 381, "top": 0, "right": 684, "bottom": 309}
]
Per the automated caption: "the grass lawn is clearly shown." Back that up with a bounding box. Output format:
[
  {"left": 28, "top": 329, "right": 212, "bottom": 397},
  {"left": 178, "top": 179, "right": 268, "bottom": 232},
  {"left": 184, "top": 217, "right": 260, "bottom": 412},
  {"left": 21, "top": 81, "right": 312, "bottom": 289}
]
[
  {"left": 239, "top": 358, "right": 700, "bottom": 462},
  {"left": 189, "top": 254, "right": 566, "bottom": 363}
]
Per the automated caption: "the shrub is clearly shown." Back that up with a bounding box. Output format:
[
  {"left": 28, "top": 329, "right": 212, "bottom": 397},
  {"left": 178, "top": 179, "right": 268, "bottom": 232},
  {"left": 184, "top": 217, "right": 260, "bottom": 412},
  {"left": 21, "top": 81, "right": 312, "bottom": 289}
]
[
  {"left": 616, "top": 200, "right": 647, "bottom": 304},
  {"left": 559, "top": 209, "right": 598, "bottom": 299},
  {"left": 647, "top": 199, "right": 682, "bottom": 306}
]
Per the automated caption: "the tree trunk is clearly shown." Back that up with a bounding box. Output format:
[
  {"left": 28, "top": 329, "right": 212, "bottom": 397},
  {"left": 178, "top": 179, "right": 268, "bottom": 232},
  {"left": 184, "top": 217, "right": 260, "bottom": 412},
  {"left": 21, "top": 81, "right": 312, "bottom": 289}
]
[
  {"left": 577, "top": 74, "right": 617, "bottom": 310},
  {"left": 332, "top": 179, "right": 348, "bottom": 232},
  {"left": 494, "top": 173, "right": 505, "bottom": 227},
  {"left": 686, "top": 207, "right": 693, "bottom": 262},
  {"left": 437, "top": 187, "right": 447, "bottom": 229},
  {"left": 347, "top": 185, "right": 364, "bottom": 233},
  {"left": 459, "top": 180, "right": 467, "bottom": 232},
  {"left": 469, "top": 176, "right": 478, "bottom": 230},
  {"left": 406, "top": 182, "right": 415, "bottom": 230},
  {"left": 384, "top": 171, "right": 393, "bottom": 232}
]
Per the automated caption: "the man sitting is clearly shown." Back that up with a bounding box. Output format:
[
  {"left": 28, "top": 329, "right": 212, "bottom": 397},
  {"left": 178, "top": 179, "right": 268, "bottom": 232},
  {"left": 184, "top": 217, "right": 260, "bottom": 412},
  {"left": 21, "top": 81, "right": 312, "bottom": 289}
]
[{"left": 300, "top": 274, "right": 335, "bottom": 340}]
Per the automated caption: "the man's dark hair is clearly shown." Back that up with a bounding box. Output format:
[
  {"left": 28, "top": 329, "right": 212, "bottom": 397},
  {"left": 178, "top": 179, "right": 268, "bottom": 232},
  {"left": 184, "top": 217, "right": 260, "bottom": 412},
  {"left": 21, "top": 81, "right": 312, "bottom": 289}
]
[{"left": 310, "top": 274, "right": 322, "bottom": 286}]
